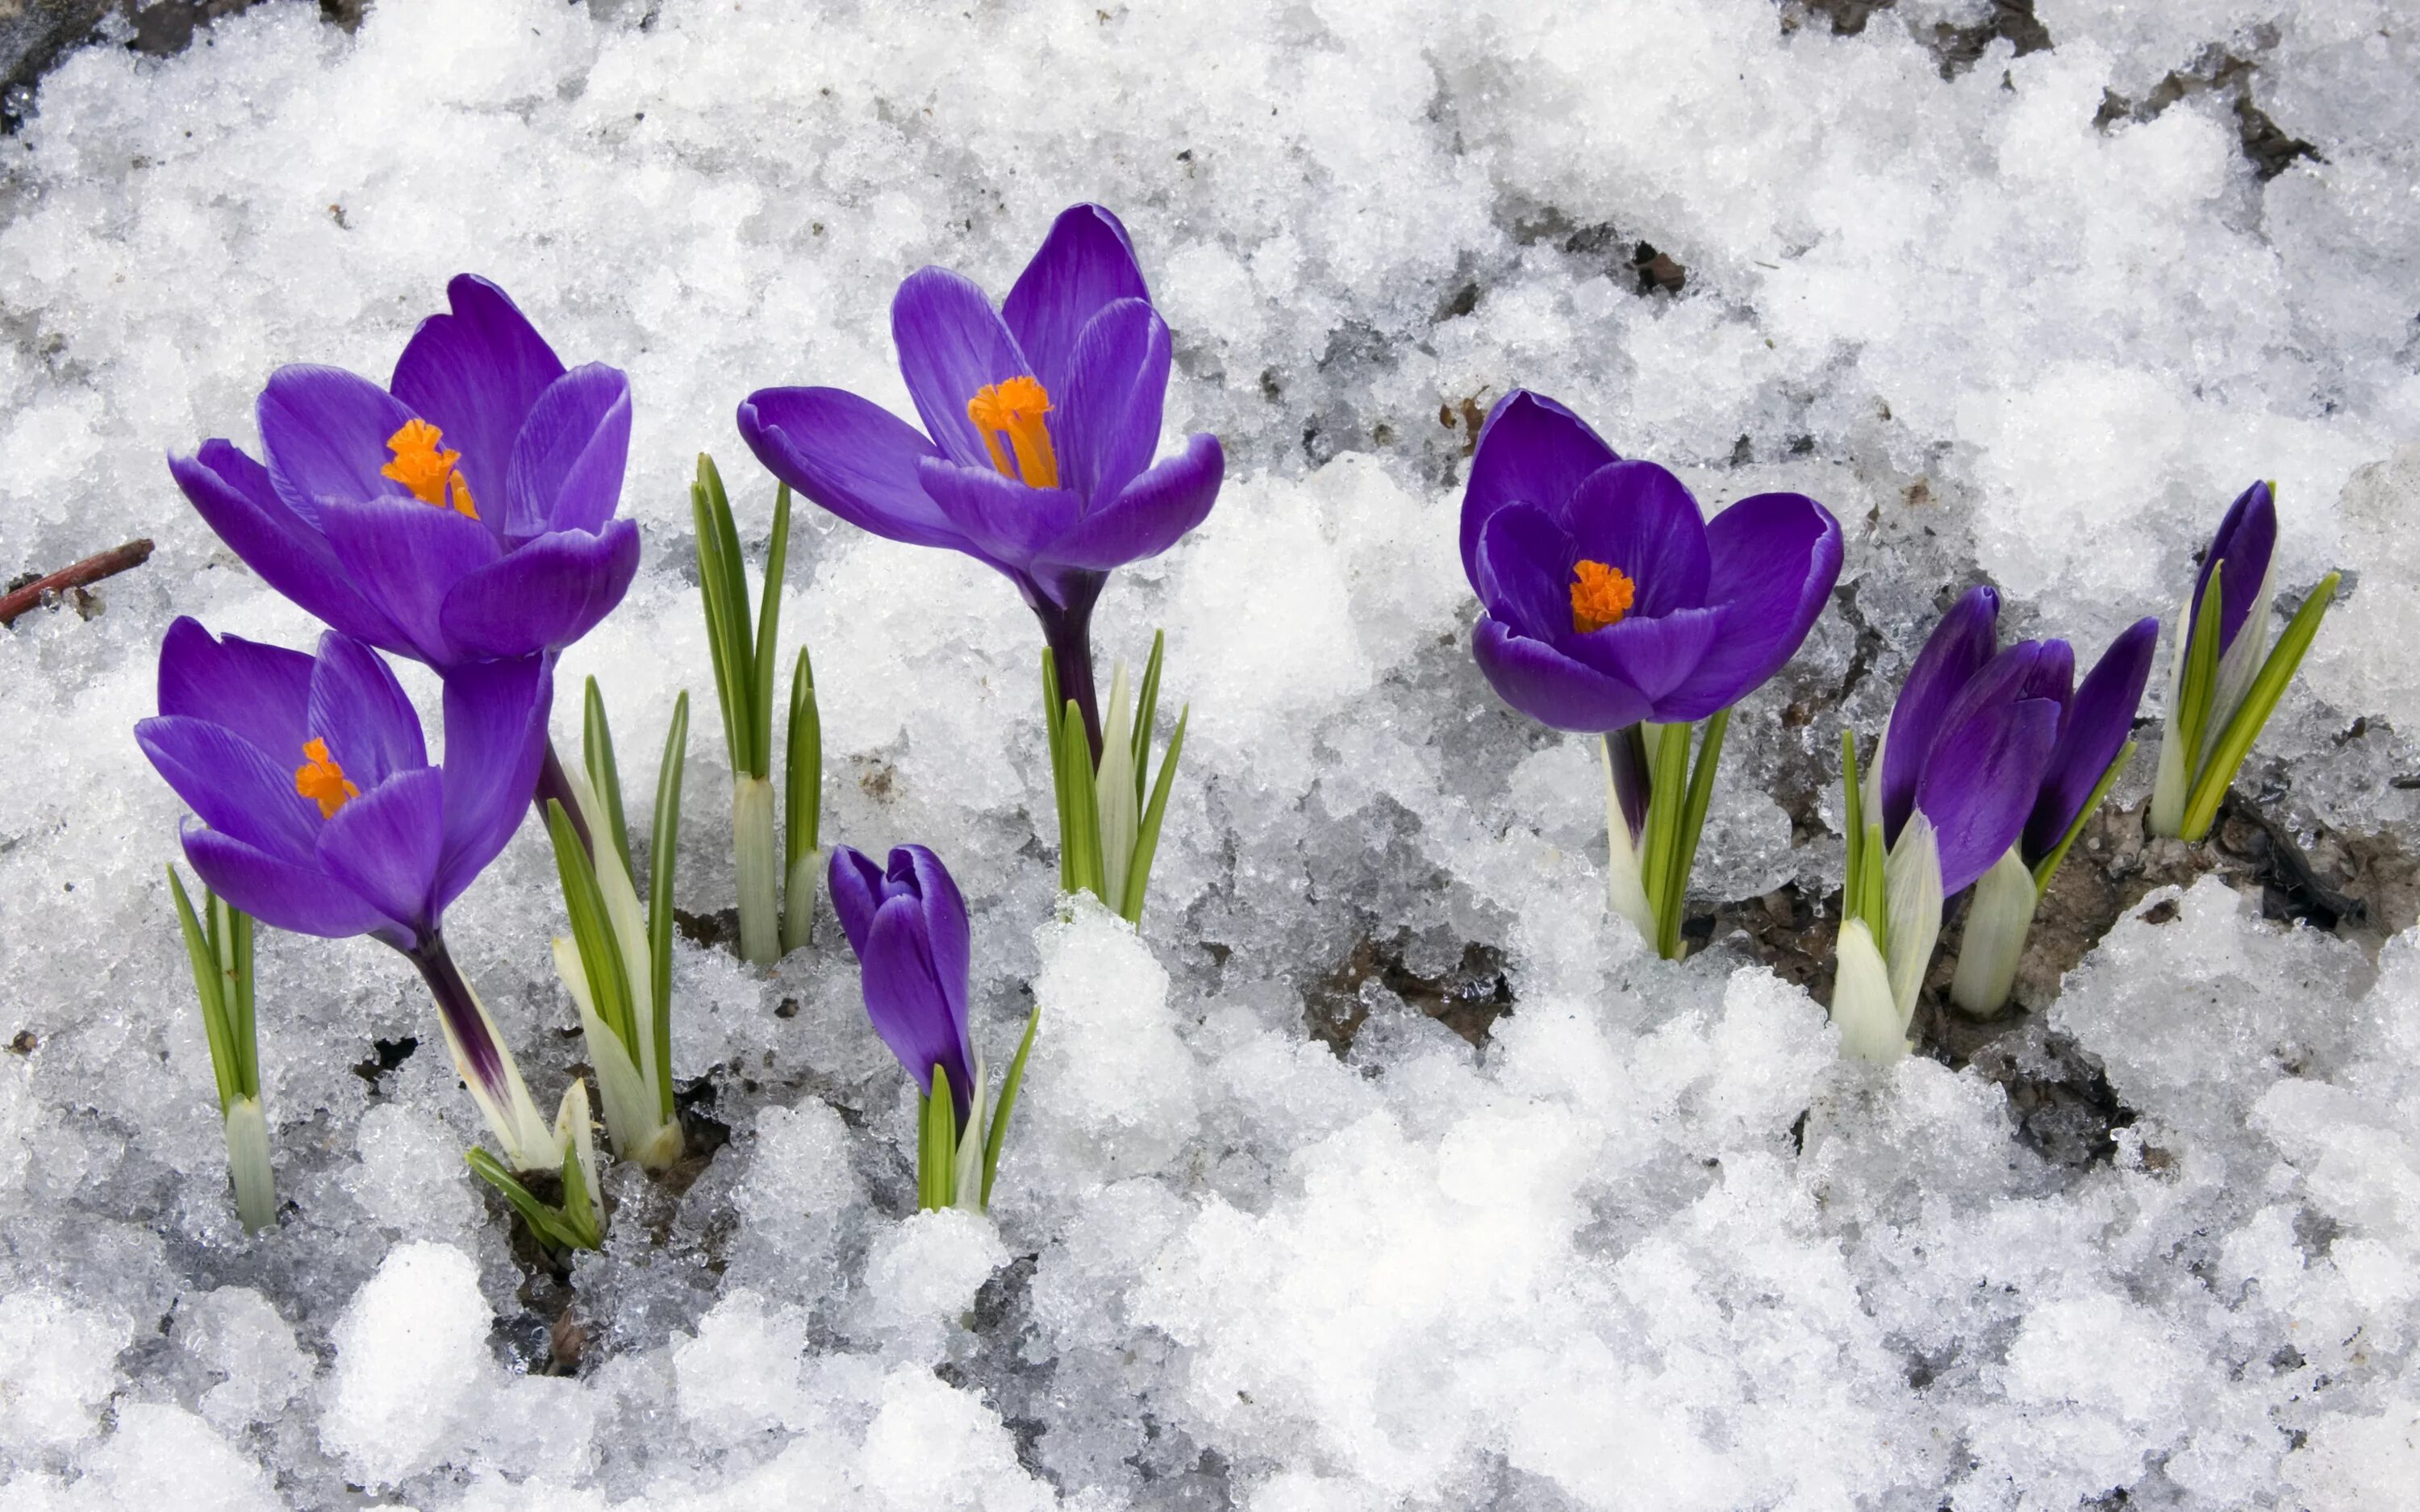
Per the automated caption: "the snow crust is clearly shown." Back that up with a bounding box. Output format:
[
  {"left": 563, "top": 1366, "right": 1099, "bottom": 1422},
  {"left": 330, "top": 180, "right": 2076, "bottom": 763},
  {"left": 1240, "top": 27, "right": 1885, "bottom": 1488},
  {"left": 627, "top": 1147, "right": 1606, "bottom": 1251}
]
[{"left": 2, "top": 0, "right": 2418, "bottom": 1506}]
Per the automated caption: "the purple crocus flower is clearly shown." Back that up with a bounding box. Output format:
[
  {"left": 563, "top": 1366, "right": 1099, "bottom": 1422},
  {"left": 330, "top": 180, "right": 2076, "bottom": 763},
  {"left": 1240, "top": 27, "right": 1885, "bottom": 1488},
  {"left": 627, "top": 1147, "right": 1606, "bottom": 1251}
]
[
  {"left": 1459, "top": 390, "right": 1844, "bottom": 733},
  {"left": 828, "top": 843, "right": 978, "bottom": 1129},
  {"left": 135, "top": 618, "right": 560, "bottom": 1163},
  {"left": 2020, "top": 616, "right": 2159, "bottom": 867},
  {"left": 169, "top": 276, "right": 640, "bottom": 672},
  {"left": 2188, "top": 481, "right": 2277, "bottom": 668},
  {"left": 738, "top": 206, "right": 1223, "bottom": 756}
]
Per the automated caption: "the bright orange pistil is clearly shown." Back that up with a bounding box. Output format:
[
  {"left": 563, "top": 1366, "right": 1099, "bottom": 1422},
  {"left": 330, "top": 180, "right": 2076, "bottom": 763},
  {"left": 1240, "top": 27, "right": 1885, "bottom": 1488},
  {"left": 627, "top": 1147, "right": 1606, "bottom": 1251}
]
[
  {"left": 380, "top": 419, "right": 479, "bottom": 519},
  {"left": 965, "top": 376, "right": 1060, "bottom": 489},
  {"left": 294, "top": 737, "right": 361, "bottom": 820},
  {"left": 1569, "top": 559, "right": 1637, "bottom": 634}
]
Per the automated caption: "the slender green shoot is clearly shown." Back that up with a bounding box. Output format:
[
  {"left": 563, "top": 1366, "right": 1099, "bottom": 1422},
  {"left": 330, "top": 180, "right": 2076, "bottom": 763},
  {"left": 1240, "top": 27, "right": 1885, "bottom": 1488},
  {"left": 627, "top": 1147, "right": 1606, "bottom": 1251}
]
[
  {"left": 2178, "top": 571, "right": 2339, "bottom": 841},
  {"left": 2033, "top": 739, "right": 2134, "bottom": 897},
  {"left": 169, "top": 869, "right": 272, "bottom": 1231},
  {"left": 981, "top": 1007, "right": 1041, "bottom": 1210}
]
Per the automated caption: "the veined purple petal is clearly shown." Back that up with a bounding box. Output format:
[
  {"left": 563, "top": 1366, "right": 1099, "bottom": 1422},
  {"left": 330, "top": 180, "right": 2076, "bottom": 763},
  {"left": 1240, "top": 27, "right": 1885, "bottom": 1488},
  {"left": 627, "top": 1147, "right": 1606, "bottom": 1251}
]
[
  {"left": 1471, "top": 616, "right": 1653, "bottom": 733},
  {"left": 2023, "top": 616, "right": 2157, "bottom": 864},
  {"left": 893, "top": 844, "right": 972, "bottom": 1035},
  {"left": 136, "top": 716, "right": 319, "bottom": 861},
  {"left": 507, "top": 363, "right": 632, "bottom": 541},
  {"left": 307, "top": 631, "right": 427, "bottom": 791},
  {"left": 390, "top": 274, "right": 568, "bottom": 523},
  {"left": 892, "top": 267, "right": 1031, "bottom": 470},
  {"left": 1881, "top": 585, "right": 2001, "bottom": 840},
  {"left": 828, "top": 844, "right": 888, "bottom": 958},
  {"left": 1459, "top": 390, "right": 1620, "bottom": 589},
  {"left": 917, "top": 459, "right": 1082, "bottom": 569},
  {"left": 157, "top": 617, "right": 312, "bottom": 761},
  {"left": 439, "top": 520, "right": 639, "bottom": 660},
  {"left": 1054, "top": 298, "right": 1170, "bottom": 506},
  {"left": 737, "top": 387, "right": 962, "bottom": 552},
  {"left": 181, "top": 825, "right": 400, "bottom": 942},
  {"left": 1002, "top": 204, "right": 1151, "bottom": 402},
  {"left": 1654, "top": 491, "right": 1843, "bottom": 721},
  {"left": 2192, "top": 481, "right": 2277, "bottom": 656},
  {"left": 2026, "top": 639, "right": 2076, "bottom": 712},
  {"left": 1474, "top": 503, "right": 1575, "bottom": 644},
  {"left": 1041, "top": 433, "right": 1222, "bottom": 573},
  {"left": 1915, "top": 694, "right": 2061, "bottom": 895},
  {"left": 1561, "top": 460, "right": 1713, "bottom": 618},
  {"left": 434, "top": 653, "right": 551, "bottom": 907},
  {"left": 319, "top": 496, "right": 503, "bottom": 664},
  {"left": 257, "top": 364, "right": 419, "bottom": 524},
  {"left": 1567, "top": 606, "right": 1723, "bottom": 710},
  {"left": 315, "top": 767, "right": 446, "bottom": 932},
  {"left": 862, "top": 894, "right": 977, "bottom": 1124},
  {"left": 172, "top": 444, "right": 407, "bottom": 650}
]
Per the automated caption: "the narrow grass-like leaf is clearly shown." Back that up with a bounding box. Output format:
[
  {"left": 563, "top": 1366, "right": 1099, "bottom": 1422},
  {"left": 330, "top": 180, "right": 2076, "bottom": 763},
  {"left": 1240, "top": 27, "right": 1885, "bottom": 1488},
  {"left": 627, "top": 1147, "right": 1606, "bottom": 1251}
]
[
  {"left": 2173, "top": 562, "right": 2226, "bottom": 785},
  {"left": 1097, "top": 661, "right": 1139, "bottom": 910},
  {"left": 785, "top": 644, "right": 820, "bottom": 866},
  {"left": 1131, "top": 630, "right": 1165, "bottom": 810},
  {"left": 981, "top": 1006, "right": 1041, "bottom": 1210},
  {"left": 169, "top": 868, "right": 240, "bottom": 1114},
  {"left": 465, "top": 1149, "right": 592, "bottom": 1252},
  {"left": 1841, "top": 730, "right": 1865, "bottom": 922},
  {"left": 649, "top": 692, "right": 689, "bottom": 1122},
  {"left": 1120, "top": 707, "right": 1187, "bottom": 925},
  {"left": 1640, "top": 722, "right": 1693, "bottom": 959},
  {"left": 1657, "top": 708, "right": 1730, "bottom": 960},
  {"left": 922, "top": 1068, "right": 960, "bottom": 1211},
  {"left": 750, "top": 485, "right": 791, "bottom": 778},
  {"left": 692, "top": 456, "right": 749, "bottom": 775},
  {"left": 582, "top": 677, "right": 636, "bottom": 886},
  {"left": 220, "top": 897, "right": 255, "bottom": 1097},
  {"left": 2180, "top": 571, "right": 2339, "bottom": 841},
  {"left": 2032, "top": 739, "right": 2134, "bottom": 897},
  {"left": 1859, "top": 819, "right": 1888, "bottom": 955},
  {"left": 547, "top": 799, "right": 638, "bottom": 1062},
  {"left": 1061, "top": 698, "right": 1105, "bottom": 900}
]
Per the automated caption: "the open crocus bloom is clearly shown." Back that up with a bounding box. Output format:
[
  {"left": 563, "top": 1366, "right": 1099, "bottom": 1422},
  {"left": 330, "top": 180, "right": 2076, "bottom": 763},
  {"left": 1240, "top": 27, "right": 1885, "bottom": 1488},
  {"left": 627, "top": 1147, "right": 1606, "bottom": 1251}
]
[
  {"left": 738, "top": 205, "right": 1223, "bottom": 748},
  {"left": 828, "top": 843, "right": 978, "bottom": 1129},
  {"left": 1460, "top": 390, "right": 1843, "bottom": 732},
  {"left": 135, "top": 619, "right": 549, "bottom": 948},
  {"left": 169, "top": 275, "right": 640, "bottom": 669}
]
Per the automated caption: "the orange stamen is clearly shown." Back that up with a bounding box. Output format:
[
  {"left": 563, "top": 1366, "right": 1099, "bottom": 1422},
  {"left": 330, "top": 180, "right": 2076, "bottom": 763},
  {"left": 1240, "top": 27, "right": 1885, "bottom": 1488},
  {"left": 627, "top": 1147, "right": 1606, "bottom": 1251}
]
[
  {"left": 965, "top": 376, "right": 1060, "bottom": 489},
  {"left": 1569, "top": 559, "right": 1636, "bottom": 633},
  {"left": 381, "top": 418, "right": 480, "bottom": 519},
  {"left": 294, "top": 737, "right": 361, "bottom": 820}
]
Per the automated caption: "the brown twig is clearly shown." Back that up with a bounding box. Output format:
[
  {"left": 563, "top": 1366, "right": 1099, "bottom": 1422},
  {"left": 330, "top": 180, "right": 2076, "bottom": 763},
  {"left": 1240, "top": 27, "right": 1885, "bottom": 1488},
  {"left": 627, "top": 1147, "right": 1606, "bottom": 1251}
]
[{"left": 0, "top": 539, "right": 154, "bottom": 627}]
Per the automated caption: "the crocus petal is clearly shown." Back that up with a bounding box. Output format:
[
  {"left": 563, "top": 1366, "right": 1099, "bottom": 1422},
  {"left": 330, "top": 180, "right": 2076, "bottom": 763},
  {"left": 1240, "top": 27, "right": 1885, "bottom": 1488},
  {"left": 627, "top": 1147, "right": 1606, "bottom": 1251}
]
[
  {"left": 1054, "top": 298, "right": 1170, "bottom": 506},
  {"left": 319, "top": 496, "right": 504, "bottom": 664},
  {"left": 315, "top": 766, "right": 446, "bottom": 932},
  {"left": 737, "top": 386, "right": 963, "bottom": 551},
  {"left": 507, "top": 363, "right": 632, "bottom": 541},
  {"left": 257, "top": 364, "right": 419, "bottom": 524},
  {"left": 1041, "top": 433, "right": 1222, "bottom": 573},
  {"left": 156, "top": 616, "right": 312, "bottom": 760},
  {"left": 916, "top": 459, "right": 1082, "bottom": 570},
  {"left": 892, "top": 844, "right": 972, "bottom": 1043},
  {"left": 172, "top": 444, "right": 407, "bottom": 649},
  {"left": 1915, "top": 695, "right": 2061, "bottom": 895},
  {"left": 1001, "top": 203, "right": 1151, "bottom": 401},
  {"left": 2193, "top": 481, "right": 2277, "bottom": 656},
  {"left": 828, "top": 845, "right": 888, "bottom": 958},
  {"left": 1471, "top": 617, "right": 1653, "bottom": 733},
  {"left": 390, "top": 273, "right": 568, "bottom": 522},
  {"left": 1880, "top": 585, "right": 2001, "bottom": 840},
  {"left": 307, "top": 631, "right": 427, "bottom": 791},
  {"left": 1458, "top": 389, "right": 1621, "bottom": 589},
  {"left": 1561, "top": 461, "right": 1713, "bottom": 618},
  {"left": 2025, "top": 639, "right": 2076, "bottom": 712},
  {"left": 892, "top": 267, "right": 1031, "bottom": 470},
  {"left": 136, "top": 716, "right": 319, "bottom": 861},
  {"left": 862, "top": 894, "right": 977, "bottom": 1119},
  {"left": 1474, "top": 502, "right": 1577, "bottom": 644},
  {"left": 439, "top": 520, "right": 639, "bottom": 660},
  {"left": 1654, "top": 491, "right": 1845, "bottom": 721},
  {"left": 181, "top": 826, "right": 399, "bottom": 942},
  {"left": 434, "top": 653, "right": 551, "bottom": 906},
  {"left": 2024, "top": 616, "right": 2158, "bottom": 863},
  {"left": 1567, "top": 606, "right": 1724, "bottom": 710}
]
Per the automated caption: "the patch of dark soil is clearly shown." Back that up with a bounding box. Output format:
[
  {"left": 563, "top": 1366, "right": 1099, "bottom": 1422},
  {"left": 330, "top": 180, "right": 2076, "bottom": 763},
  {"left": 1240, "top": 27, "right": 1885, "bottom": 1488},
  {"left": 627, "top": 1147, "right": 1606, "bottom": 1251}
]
[
  {"left": 2096, "top": 43, "right": 2322, "bottom": 181},
  {"left": 674, "top": 905, "right": 741, "bottom": 952},
  {"left": 1779, "top": 0, "right": 2052, "bottom": 80},
  {"left": 1698, "top": 882, "right": 1837, "bottom": 995},
  {"left": 1305, "top": 932, "right": 1512, "bottom": 1055},
  {"left": 1962, "top": 1029, "right": 2138, "bottom": 1170},
  {"left": 4, "top": 1, "right": 361, "bottom": 131}
]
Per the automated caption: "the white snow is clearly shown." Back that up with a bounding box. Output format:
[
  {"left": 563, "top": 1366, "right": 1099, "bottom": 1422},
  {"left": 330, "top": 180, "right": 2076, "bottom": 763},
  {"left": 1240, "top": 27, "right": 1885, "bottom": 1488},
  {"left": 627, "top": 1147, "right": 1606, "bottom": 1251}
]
[{"left": 2, "top": 0, "right": 2418, "bottom": 1506}]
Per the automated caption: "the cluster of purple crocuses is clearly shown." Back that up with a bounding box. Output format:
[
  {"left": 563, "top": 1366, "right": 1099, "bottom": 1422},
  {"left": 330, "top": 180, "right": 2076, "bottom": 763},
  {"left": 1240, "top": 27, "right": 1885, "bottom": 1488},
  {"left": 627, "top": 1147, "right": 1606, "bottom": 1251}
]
[{"left": 140, "top": 202, "right": 2330, "bottom": 1238}]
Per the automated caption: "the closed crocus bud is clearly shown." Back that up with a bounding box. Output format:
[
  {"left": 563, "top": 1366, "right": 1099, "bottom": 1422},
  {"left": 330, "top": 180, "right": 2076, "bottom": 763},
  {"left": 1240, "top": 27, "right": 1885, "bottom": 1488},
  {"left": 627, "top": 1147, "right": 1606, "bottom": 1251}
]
[{"left": 828, "top": 844, "right": 978, "bottom": 1130}]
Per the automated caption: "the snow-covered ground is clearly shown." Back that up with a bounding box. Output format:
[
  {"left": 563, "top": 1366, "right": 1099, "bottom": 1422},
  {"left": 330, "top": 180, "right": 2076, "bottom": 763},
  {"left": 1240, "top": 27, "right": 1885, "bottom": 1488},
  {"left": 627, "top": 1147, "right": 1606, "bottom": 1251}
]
[{"left": 3, "top": 0, "right": 2418, "bottom": 1506}]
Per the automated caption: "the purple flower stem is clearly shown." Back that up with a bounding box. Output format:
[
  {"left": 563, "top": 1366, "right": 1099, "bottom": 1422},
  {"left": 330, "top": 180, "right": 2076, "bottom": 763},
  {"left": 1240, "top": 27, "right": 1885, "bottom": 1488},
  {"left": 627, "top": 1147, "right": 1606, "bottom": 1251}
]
[
  {"left": 1034, "top": 588, "right": 1105, "bottom": 764},
  {"left": 536, "top": 739, "right": 594, "bottom": 856},
  {"left": 403, "top": 931, "right": 511, "bottom": 1104}
]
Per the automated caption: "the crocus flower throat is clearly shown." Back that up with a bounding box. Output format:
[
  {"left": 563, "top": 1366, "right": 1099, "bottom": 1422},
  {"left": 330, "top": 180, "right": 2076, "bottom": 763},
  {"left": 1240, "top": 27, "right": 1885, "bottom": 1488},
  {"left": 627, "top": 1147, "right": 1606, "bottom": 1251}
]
[
  {"left": 294, "top": 737, "right": 359, "bottom": 819},
  {"left": 1569, "top": 560, "right": 1635, "bottom": 633},
  {"left": 380, "top": 418, "right": 479, "bottom": 519},
  {"left": 966, "top": 376, "right": 1058, "bottom": 489}
]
